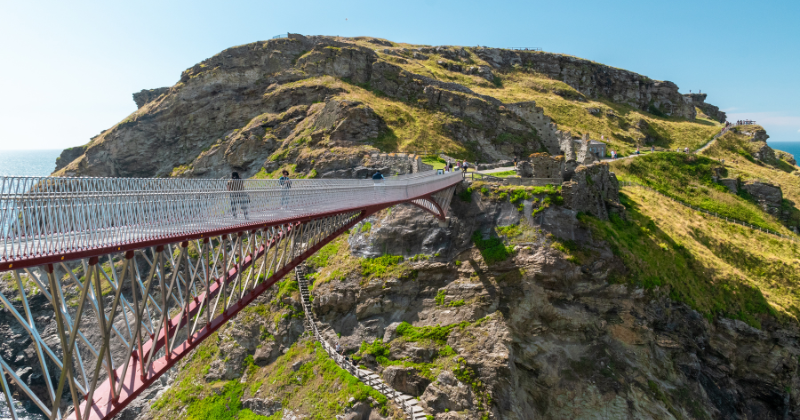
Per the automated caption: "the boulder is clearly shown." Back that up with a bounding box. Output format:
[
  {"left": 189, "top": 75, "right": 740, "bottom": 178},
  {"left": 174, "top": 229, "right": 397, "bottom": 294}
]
[
  {"left": 242, "top": 398, "right": 282, "bottom": 417},
  {"left": 419, "top": 372, "right": 473, "bottom": 413},
  {"left": 381, "top": 366, "right": 431, "bottom": 396}
]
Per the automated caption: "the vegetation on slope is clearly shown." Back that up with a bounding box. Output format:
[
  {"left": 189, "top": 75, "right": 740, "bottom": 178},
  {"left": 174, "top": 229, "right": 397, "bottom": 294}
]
[
  {"left": 582, "top": 188, "right": 800, "bottom": 326},
  {"left": 610, "top": 152, "right": 795, "bottom": 234},
  {"left": 149, "top": 338, "right": 398, "bottom": 420},
  {"left": 701, "top": 127, "right": 800, "bottom": 228},
  {"left": 369, "top": 45, "right": 722, "bottom": 155}
]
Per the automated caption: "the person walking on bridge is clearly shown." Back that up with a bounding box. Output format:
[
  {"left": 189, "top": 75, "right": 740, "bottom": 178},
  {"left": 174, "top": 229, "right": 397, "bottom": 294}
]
[
  {"left": 227, "top": 172, "right": 249, "bottom": 219},
  {"left": 279, "top": 170, "right": 292, "bottom": 208}
]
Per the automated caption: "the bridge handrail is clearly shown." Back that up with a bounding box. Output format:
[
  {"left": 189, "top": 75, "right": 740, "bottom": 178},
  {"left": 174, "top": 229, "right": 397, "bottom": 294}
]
[{"left": 0, "top": 171, "right": 462, "bottom": 267}]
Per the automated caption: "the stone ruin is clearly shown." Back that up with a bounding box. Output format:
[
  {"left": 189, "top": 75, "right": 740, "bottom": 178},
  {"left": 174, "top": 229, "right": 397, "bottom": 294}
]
[{"left": 515, "top": 153, "right": 564, "bottom": 179}]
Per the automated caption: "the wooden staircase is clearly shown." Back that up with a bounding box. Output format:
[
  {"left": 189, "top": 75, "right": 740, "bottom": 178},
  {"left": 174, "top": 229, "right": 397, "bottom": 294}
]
[{"left": 294, "top": 264, "right": 430, "bottom": 420}]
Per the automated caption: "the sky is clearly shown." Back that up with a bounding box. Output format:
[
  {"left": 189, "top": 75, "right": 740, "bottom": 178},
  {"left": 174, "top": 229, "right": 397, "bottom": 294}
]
[{"left": 1, "top": 0, "right": 799, "bottom": 152}]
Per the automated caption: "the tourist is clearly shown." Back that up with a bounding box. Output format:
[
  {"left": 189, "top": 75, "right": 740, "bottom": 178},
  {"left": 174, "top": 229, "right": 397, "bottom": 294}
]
[
  {"left": 684, "top": 147, "right": 689, "bottom": 153},
  {"left": 636, "top": 147, "right": 640, "bottom": 155},
  {"left": 278, "top": 170, "right": 292, "bottom": 208},
  {"left": 513, "top": 156, "right": 518, "bottom": 167},
  {"left": 372, "top": 171, "right": 385, "bottom": 196},
  {"left": 651, "top": 146, "right": 655, "bottom": 152},
  {"left": 227, "top": 172, "right": 249, "bottom": 219}
]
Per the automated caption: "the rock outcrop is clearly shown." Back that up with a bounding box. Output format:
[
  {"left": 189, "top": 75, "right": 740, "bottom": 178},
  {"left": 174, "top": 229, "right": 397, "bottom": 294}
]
[
  {"left": 132, "top": 87, "right": 170, "bottom": 109},
  {"left": 684, "top": 92, "right": 727, "bottom": 122},
  {"left": 54, "top": 144, "right": 88, "bottom": 171},
  {"left": 52, "top": 36, "right": 605, "bottom": 178},
  {"left": 382, "top": 366, "right": 430, "bottom": 396},
  {"left": 562, "top": 163, "right": 623, "bottom": 220},
  {"left": 515, "top": 153, "right": 563, "bottom": 178},
  {"left": 473, "top": 48, "right": 696, "bottom": 119},
  {"left": 741, "top": 180, "right": 784, "bottom": 217}
]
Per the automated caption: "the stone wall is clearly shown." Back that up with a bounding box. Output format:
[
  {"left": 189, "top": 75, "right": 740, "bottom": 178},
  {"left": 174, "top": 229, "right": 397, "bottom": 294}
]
[
  {"left": 474, "top": 48, "right": 696, "bottom": 119},
  {"left": 516, "top": 153, "right": 563, "bottom": 178}
]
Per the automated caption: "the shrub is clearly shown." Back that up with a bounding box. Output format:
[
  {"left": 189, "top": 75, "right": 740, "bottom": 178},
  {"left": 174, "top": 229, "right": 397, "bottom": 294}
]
[
  {"left": 472, "top": 231, "right": 513, "bottom": 264},
  {"left": 457, "top": 187, "right": 474, "bottom": 202}
]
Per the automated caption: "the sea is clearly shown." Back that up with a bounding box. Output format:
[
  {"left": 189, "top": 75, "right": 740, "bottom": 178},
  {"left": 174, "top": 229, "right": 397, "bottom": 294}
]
[
  {"left": 771, "top": 142, "right": 800, "bottom": 161},
  {"left": 0, "top": 149, "right": 59, "bottom": 419},
  {"left": 0, "top": 149, "right": 61, "bottom": 177}
]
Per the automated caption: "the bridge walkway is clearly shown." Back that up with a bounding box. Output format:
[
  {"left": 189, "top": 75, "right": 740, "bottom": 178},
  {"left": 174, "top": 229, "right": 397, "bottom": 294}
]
[{"left": 0, "top": 171, "right": 459, "bottom": 420}]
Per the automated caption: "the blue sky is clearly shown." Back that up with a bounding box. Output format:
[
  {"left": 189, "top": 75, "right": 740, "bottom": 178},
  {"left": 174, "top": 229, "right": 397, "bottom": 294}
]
[{"left": 1, "top": 0, "right": 798, "bottom": 151}]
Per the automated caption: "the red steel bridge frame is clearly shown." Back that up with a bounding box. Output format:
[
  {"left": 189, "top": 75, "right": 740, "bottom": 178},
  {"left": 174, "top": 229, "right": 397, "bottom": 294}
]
[{"left": 0, "top": 172, "right": 460, "bottom": 420}]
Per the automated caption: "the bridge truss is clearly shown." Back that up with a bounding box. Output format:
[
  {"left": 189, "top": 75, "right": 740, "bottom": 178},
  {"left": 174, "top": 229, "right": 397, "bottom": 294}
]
[{"left": 0, "top": 171, "right": 460, "bottom": 420}]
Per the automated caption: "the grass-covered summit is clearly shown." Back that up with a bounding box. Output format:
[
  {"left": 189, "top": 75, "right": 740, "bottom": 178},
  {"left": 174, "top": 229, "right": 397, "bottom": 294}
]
[{"left": 54, "top": 34, "right": 722, "bottom": 180}]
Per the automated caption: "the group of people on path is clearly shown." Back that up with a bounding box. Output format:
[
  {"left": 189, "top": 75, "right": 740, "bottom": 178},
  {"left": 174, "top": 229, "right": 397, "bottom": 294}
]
[
  {"left": 443, "top": 160, "right": 469, "bottom": 172},
  {"left": 226, "top": 167, "right": 395, "bottom": 218},
  {"left": 227, "top": 169, "right": 293, "bottom": 218}
]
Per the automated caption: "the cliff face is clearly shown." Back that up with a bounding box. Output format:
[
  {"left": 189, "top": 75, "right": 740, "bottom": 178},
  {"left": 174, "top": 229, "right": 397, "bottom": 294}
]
[
  {"left": 474, "top": 48, "right": 697, "bottom": 119},
  {"left": 298, "top": 182, "right": 800, "bottom": 420},
  {"left": 684, "top": 93, "right": 727, "bottom": 122},
  {"left": 54, "top": 34, "right": 718, "bottom": 179},
  {"left": 90, "top": 176, "right": 796, "bottom": 420}
]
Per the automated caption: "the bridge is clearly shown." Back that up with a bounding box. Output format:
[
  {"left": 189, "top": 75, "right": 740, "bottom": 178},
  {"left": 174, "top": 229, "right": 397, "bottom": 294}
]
[{"left": 0, "top": 171, "right": 461, "bottom": 420}]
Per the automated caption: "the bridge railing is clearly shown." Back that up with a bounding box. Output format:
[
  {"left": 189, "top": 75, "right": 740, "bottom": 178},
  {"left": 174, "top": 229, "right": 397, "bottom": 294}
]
[{"left": 0, "top": 171, "right": 462, "bottom": 268}]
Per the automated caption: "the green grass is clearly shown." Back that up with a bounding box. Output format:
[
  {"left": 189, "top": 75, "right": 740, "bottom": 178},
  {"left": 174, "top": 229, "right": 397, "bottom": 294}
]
[
  {"left": 360, "top": 255, "right": 404, "bottom": 277},
  {"left": 489, "top": 170, "right": 518, "bottom": 177},
  {"left": 471, "top": 231, "right": 514, "bottom": 264},
  {"left": 308, "top": 242, "right": 340, "bottom": 268},
  {"left": 457, "top": 186, "right": 473, "bottom": 202},
  {"left": 580, "top": 189, "right": 800, "bottom": 326},
  {"left": 422, "top": 155, "right": 446, "bottom": 170},
  {"left": 611, "top": 152, "right": 788, "bottom": 233},
  {"left": 151, "top": 340, "right": 392, "bottom": 420},
  {"left": 360, "top": 222, "right": 372, "bottom": 233}
]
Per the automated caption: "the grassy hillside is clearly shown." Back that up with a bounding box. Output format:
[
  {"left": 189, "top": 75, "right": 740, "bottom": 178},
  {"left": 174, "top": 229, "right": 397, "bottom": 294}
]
[
  {"left": 582, "top": 187, "right": 800, "bottom": 326},
  {"left": 349, "top": 42, "right": 723, "bottom": 156},
  {"left": 701, "top": 127, "right": 800, "bottom": 228},
  {"left": 609, "top": 152, "right": 797, "bottom": 235}
]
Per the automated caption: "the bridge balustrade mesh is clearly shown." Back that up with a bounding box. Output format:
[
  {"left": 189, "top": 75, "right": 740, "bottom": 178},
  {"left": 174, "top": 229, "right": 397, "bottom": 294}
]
[{"left": 0, "top": 171, "right": 461, "bottom": 264}]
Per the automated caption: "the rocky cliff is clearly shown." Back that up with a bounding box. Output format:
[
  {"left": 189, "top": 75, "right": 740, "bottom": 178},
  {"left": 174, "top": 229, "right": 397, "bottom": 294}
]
[
  {"left": 684, "top": 93, "right": 727, "bottom": 122},
  {"left": 52, "top": 34, "right": 720, "bottom": 179},
  {"left": 473, "top": 48, "right": 697, "bottom": 119},
  {"left": 86, "top": 173, "right": 797, "bottom": 420},
  {"left": 54, "top": 35, "right": 569, "bottom": 179}
]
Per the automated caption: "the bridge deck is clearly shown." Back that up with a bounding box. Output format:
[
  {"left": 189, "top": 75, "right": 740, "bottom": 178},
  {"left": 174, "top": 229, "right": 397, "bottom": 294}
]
[{"left": 0, "top": 170, "right": 461, "bottom": 420}]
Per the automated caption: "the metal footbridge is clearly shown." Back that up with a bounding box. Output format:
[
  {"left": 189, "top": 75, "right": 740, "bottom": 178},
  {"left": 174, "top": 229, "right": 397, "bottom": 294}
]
[{"left": 0, "top": 171, "right": 460, "bottom": 420}]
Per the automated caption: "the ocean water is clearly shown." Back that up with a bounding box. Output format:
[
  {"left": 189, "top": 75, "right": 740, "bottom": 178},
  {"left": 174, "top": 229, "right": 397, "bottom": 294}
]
[
  {"left": 0, "top": 149, "right": 61, "bottom": 177},
  {"left": 0, "top": 149, "right": 56, "bottom": 420},
  {"left": 771, "top": 142, "right": 800, "bottom": 161}
]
